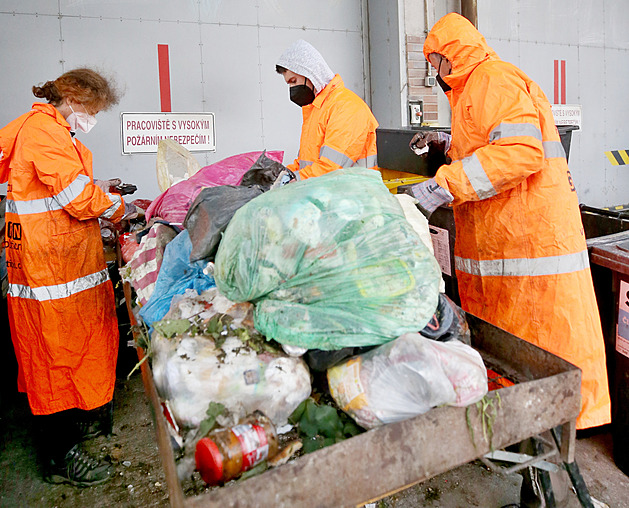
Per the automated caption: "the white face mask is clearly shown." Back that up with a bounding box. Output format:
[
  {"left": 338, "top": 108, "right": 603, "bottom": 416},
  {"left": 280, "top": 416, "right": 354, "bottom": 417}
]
[{"left": 67, "top": 103, "right": 97, "bottom": 134}]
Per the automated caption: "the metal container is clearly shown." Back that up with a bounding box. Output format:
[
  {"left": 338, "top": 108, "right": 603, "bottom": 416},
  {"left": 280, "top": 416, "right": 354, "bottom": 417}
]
[
  {"left": 123, "top": 282, "right": 582, "bottom": 507},
  {"left": 588, "top": 230, "right": 629, "bottom": 476}
]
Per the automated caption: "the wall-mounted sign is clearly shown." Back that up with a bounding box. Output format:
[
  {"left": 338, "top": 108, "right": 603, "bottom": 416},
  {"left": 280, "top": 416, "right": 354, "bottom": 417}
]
[
  {"left": 120, "top": 112, "right": 216, "bottom": 154},
  {"left": 551, "top": 104, "right": 581, "bottom": 130}
]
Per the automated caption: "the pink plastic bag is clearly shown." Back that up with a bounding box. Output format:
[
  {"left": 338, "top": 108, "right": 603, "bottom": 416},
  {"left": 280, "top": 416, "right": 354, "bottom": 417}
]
[{"left": 146, "top": 150, "right": 284, "bottom": 225}]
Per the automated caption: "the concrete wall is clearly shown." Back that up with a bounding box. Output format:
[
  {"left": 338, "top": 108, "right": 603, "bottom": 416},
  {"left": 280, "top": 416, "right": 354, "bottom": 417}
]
[
  {"left": 0, "top": 0, "right": 368, "bottom": 200},
  {"left": 477, "top": 0, "right": 629, "bottom": 207}
]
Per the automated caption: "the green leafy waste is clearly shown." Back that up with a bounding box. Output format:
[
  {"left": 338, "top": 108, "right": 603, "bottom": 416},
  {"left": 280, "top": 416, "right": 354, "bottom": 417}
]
[
  {"left": 289, "top": 398, "right": 362, "bottom": 454},
  {"left": 197, "top": 401, "right": 226, "bottom": 439},
  {"left": 466, "top": 392, "right": 502, "bottom": 451}
]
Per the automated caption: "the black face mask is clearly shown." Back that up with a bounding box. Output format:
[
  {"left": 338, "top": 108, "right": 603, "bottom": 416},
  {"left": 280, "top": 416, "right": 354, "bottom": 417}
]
[
  {"left": 435, "top": 55, "right": 453, "bottom": 93},
  {"left": 290, "top": 77, "right": 315, "bottom": 107},
  {"left": 436, "top": 74, "right": 452, "bottom": 93}
]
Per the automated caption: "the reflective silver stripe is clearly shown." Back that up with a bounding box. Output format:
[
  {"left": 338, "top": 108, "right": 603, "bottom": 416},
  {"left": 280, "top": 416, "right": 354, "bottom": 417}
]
[
  {"left": 489, "top": 122, "right": 542, "bottom": 142},
  {"left": 355, "top": 155, "right": 378, "bottom": 168},
  {"left": 4, "top": 174, "right": 90, "bottom": 215},
  {"left": 543, "top": 141, "right": 566, "bottom": 159},
  {"left": 299, "top": 159, "right": 313, "bottom": 170},
  {"left": 8, "top": 268, "right": 110, "bottom": 301},
  {"left": 100, "top": 193, "right": 122, "bottom": 219},
  {"left": 455, "top": 250, "right": 589, "bottom": 277},
  {"left": 56, "top": 174, "right": 90, "bottom": 207},
  {"left": 320, "top": 145, "right": 354, "bottom": 168},
  {"left": 6, "top": 197, "right": 63, "bottom": 214},
  {"left": 462, "top": 153, "right": 497, "bottom": 199}
]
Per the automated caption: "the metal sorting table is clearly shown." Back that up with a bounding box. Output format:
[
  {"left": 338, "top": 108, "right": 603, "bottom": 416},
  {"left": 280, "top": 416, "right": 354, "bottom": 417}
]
[{"left": 123, "top": 282, "right": 581, "bottom": 508}]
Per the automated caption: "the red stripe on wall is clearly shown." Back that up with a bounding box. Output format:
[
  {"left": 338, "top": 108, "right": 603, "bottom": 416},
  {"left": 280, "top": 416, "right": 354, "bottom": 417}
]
[
  {"left": 157, "top": 44, "right": 172, "bottom": 112},
  {"left": 561, "top": 60, "right": 566, "bottom": 105},
  {"left": 553, "top": 59, "right": 559, "bottom": 104}
]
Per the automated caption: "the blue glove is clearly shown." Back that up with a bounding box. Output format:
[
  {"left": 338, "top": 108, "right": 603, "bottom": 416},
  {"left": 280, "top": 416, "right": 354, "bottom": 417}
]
[{"left": 410, "top": 178, "right": 453, "bottom": 218}]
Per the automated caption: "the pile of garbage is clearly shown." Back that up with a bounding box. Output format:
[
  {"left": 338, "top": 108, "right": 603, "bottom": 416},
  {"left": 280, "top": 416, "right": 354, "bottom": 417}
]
[{"left": 119, "top": 141, "right": 488, "bottom": 486}]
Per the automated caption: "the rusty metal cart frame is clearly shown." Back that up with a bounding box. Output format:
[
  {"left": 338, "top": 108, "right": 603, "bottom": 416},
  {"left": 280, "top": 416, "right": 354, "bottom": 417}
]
[{"left": 123, "top": 282, "right": 589, "bottom": 508}]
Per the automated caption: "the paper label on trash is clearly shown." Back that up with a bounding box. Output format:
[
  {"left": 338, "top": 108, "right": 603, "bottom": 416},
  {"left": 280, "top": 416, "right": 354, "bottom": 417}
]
[
  {"left": 429, "top": 226, "right": 452, "bottom": 276},
  {"left": 231, "top": 423, "right": 268, "bottom": 470},
  {"left": 617, "top": 280, "right": 629, "bottom": 358},
  {"left": 328, "top": 358, "right": 367, "bottom": 411}
]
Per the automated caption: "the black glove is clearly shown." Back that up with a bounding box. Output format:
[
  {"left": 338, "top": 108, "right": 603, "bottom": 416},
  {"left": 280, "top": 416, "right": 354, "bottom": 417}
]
[{"left": 409, "top": 131, "right": 452, "bottom": 155}]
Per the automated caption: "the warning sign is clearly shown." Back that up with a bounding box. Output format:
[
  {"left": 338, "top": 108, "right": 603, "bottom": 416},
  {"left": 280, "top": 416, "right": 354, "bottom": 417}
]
[
  {"left": 121, "top": 112, "right": 216, "bottom": 154},
  {"left": 551, "top": 104, "right": 581, "bottom": 130},
  {"left": 618, "top": 280, "right": 629, "bottom": 359}
]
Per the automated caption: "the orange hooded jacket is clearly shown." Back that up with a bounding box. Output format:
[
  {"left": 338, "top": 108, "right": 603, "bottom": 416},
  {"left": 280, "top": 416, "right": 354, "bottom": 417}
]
[
  {"left": 425, "top": 13, "right": 610, "bottom": 429},
  {"left": 286, "top": 74, "right": 379, "bottom": 180},
  {"left": 0, "top": 103, "right": 125, "bottom": 415}
]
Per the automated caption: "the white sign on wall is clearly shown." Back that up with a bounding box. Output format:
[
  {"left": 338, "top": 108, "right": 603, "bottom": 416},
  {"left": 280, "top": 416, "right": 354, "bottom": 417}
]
[
  {"left": 551, "top": 104, "right": 582, "bottom": 130},
  {"left": 120, "top": 112, "right": 216, "bottom": 154}
]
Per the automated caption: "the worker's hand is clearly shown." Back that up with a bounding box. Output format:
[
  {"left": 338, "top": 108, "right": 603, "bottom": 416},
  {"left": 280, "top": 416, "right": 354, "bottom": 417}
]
[
  {"left": 112, "top": 183, "right": 138, "bottom": 196},
  {"left": 409, "top": 178, "right": 454, "bottom": 218},
  {"left": 270, "top": 168, "right": 297, "bottom": 189},
  {"left": 94, "top": 178, "right": 122, "bottom": 193},
  {"left": 409, "top": 131, "right": 452, "bottom": 156}
]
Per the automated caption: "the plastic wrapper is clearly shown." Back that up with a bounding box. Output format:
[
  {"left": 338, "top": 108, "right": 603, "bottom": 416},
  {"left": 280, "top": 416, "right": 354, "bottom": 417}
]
[
  {"left": 328, "top": 333, "right": 488, "bottom": 429},
  {"left": 146, "top": 150, "right": 284, "bottom": 226},
  {"left": 138, "top": 229, "right": 216, "bottom": 327},
  {"left": 151, "top": 288, "right": 312, "bottom": 428},
  {"left": 184, "top": 185, "right": 264, "bottom": 262},
  {"left": 394, "top": 193, "right": 446, "bottom": 294},
  {"left": 239, "top": 150, "right": 288, "bottom": 191},
  {"left": 119, "top": 222, "right": 179, "bottom": 306},
  {"left": 119, "top": 232, "right": 140, "bottom": 264},
  {"left": 156, "top": 139, "right": 202, "bottom": 193},
  {"left": 214, "top": 168, "right": 442, "bottom": 350}
]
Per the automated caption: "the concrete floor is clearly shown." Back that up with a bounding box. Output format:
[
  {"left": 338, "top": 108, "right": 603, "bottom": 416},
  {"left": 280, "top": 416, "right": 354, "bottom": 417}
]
[{"left": 374, "top": 426, "right": 629, "bottom": 508}]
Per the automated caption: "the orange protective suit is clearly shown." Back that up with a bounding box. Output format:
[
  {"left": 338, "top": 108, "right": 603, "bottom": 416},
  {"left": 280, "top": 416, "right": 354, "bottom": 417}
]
[
  {"left": 286, "top": 74, "right": 379, "bottom": 180},
  {"left": 425, "top": 13, "right": 610, "bottom": 428},
  {"left": 0, "top": 103, "right": 125, "bottom": 415}
]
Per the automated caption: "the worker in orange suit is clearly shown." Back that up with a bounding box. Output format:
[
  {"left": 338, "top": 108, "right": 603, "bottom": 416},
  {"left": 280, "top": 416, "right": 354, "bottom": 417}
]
[
  {"left": 409, "top": 13, "right": 610, "bottom": 431},
  {"left": 276, "top": 39, "right": 379, "bottom": 180},
  {"left": 0, "top": 68, "right": 133, "bottom": 486}
]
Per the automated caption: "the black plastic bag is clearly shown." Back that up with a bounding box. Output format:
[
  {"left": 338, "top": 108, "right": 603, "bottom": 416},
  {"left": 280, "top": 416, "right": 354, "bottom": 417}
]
[
  {"left": 184, "top": 185, "right": 264, "bottom": 262},
  {"left": 239, "top": 150, "right": 290, "bottom": 191}
]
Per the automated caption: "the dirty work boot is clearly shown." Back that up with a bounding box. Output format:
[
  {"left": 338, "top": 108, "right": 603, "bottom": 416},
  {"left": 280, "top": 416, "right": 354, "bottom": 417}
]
[{"left": 45, "top": 444, "right": 113, "bottom": 487}]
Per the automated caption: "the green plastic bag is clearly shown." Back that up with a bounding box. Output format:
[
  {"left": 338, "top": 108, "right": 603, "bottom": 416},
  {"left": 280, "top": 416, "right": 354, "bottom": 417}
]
[{"left": 214, "top": 168, "right": 441, "bottom": 350}]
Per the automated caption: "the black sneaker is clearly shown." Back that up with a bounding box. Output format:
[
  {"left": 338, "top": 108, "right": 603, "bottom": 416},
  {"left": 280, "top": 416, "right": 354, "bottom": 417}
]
[{"left": 45, "top": 444, "right": 113, "bottom": 487}]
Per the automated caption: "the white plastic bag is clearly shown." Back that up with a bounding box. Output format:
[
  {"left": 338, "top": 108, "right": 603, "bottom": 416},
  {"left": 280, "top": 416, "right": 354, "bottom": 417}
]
[
  {"left": 328, "top": 333, "right": 488, "bottom": 429},
  {"left": 394, "top": 193, "right": 446, "bottom": 293},
  {"left": 150, "top": 289, "right": 312, "bottom": 428},
  {"left": 156, "top": 139, "right": 202, "bottom": 192}
]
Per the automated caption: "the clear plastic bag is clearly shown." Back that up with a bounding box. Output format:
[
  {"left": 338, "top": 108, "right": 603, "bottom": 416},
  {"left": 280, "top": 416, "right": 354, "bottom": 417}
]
[
  {"left": 156, "top": 139, "right": 202, "bottom": 193},
  {"left": 214, "top": 168, "right": 442, "bottom": 350},
  {"left": 150, "top": 289, "right": 312, "bottom": 429},
  {"left": 328, "top": 333, "right": 488, "bottom": 429}
]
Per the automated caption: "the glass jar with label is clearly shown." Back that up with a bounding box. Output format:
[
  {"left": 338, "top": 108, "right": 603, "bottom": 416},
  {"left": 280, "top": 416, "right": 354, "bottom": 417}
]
[{"left": 195, "top": 411, "right": 279, "bottom": 485}]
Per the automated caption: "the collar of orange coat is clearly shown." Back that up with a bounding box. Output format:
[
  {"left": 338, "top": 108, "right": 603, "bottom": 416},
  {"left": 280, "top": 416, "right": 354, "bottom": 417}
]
[
  {"left": 423, "top": 13, "right": 500, "bottom": 96},
  {"left": 31, "top": 102, "right": 72, "bottom": 131},
  {"left": 310, "top": 74, "right": 344, "bottom": 109}
]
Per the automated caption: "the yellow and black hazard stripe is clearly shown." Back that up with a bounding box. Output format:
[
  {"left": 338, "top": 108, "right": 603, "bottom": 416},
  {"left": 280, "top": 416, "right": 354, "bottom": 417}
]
[{"left": 605, "top": 149, "right": 629, "bottom": 165}]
